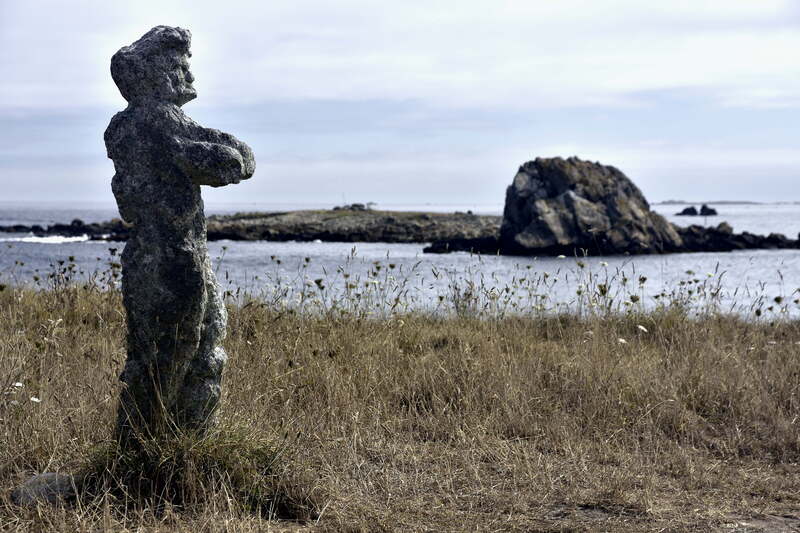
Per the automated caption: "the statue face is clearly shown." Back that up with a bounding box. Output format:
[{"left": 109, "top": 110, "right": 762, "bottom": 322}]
[
  {"left": 110, "top": 26, "right": 197, "bottom": 106},
  {"left": 170, "top": 52, "right": 197, "bottom": 106}
]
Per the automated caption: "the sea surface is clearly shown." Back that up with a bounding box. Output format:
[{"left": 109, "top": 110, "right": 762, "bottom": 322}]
[{"left": 2, "top": 201, "right": 800, "bottom": 317}]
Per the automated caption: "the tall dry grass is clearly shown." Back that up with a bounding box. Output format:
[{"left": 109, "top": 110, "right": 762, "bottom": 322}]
[{"left": 1, "top": 272, "right": 799, "bottom": 531}]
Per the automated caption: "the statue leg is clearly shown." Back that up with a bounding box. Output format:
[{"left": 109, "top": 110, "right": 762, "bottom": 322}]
[
  {"left": 116, "top": 238, "right": 206, "bottom": 441},
  {"left": 175, "top": 250, "right": 227, "bottom": 431}
]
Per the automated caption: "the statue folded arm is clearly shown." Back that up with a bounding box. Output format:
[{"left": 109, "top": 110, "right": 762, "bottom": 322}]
[{"left": 172, "top": 134, "right": 255, "bottom": 187}]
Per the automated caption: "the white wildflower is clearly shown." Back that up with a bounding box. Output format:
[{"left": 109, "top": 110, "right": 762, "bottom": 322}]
[{"left": 30, "top": 396, "right": 41, "bottom": 403}]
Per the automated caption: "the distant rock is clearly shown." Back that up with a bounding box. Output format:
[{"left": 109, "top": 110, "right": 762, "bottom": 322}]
[
  {"left": 0, "top": 218, "right": 131, "bottom": 241},
  {"left": 699, "top": 204, "right": 718, "bottom": 216},
  {"left": 333, "top": 203, "right": 369, "bottom": 211},
  {"left": 675, "top": 204, "right": 718, "bottom": 216},
  {"left": 499, "top": 157, "right": 683, "bottom": 255}
]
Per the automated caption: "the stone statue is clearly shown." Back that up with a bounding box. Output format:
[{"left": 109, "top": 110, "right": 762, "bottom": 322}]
[{"left": 104, "top": 26, "right": 255, "bottom": 443}]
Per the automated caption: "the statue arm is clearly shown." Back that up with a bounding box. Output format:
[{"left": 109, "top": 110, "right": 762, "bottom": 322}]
[{"left": 171, "top": 133, "right": 255, "bottom": 187}]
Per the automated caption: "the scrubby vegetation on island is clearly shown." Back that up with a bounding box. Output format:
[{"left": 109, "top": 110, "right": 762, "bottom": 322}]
[{"left": 1, "top": 261, "right": 800, "bottom": 531}]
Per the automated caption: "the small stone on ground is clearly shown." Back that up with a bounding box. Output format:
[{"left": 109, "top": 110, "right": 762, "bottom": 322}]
[{"left": 11, "top": 472, "right": 76, "bottom": 507}]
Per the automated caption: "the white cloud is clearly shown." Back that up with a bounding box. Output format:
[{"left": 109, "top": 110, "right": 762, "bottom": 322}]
[{"left": 1, "top": 0, "right": 798, "bottom": 110}]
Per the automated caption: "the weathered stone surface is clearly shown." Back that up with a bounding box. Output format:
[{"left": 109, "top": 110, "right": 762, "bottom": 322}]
[
  {"left": 104, "top": 26, "right": 255, "bottom": 441},
  {"left": 11, "top": 473, "right": 76, "bottom": 507},
  {"left": 499, "top": 157, "right": 683, "bottom": 255}
]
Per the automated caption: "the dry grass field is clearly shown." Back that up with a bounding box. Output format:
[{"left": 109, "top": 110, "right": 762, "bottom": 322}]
[{"left": 1, "top": 279, "right": 800, "bottom": 531}]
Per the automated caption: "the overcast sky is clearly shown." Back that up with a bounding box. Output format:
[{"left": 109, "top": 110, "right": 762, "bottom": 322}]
[{"left": 1, "top": 1, "right": 798, "bottom": 208}]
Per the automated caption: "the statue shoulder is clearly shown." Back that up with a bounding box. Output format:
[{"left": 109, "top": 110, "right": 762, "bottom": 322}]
[{"left": 104, "top": 109, "right": 133, "bottom": 156}]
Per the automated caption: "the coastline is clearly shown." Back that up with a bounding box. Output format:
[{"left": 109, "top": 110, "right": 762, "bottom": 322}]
[
  {"left": 1, "top": 206, "right": 798, "bottom": 256},
  {"left": 0, "top": 208, "right": 502, "bottom": 244}
]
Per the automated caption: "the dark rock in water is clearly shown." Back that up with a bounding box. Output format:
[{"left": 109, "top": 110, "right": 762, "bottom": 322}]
[
  {"left": 699, "top": 204, "right": 718, "bottom": 216},
  {"left": 717, "top": 222, "right": 733, "bottom": 234},
  {"left": 677, "top": 223, "right": 795, "bottom": 252},
  {"left": 11, "top": 473, "right": 76, "bottom": 507},
  {"left": 0, "top": 219, "right": 131, "bottom": 240},
  {"left": 333, "top": 203, "right": 368, "bottom": 211},
  {"left": 423, "top": 236, "right": 502, "bottom": 254},
  {"left": 676, "top": 204, "right": 718, "bottom": 217},
  {"left": 499, "top": 157, "right": 683, "bottom": 255}
]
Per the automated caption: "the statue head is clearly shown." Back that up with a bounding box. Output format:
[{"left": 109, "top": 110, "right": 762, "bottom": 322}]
[{"left": 111, "top": 26, "right": 197, "bottom": 106}]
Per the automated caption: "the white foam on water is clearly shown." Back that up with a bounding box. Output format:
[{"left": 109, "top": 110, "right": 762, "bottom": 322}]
[{"left": 0, "top": 234, "right": 90, "bottom": 244}]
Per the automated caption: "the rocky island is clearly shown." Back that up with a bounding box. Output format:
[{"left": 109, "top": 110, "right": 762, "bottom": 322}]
[
  {"left": 0, "top": 208, "right": 501, "bottom": 244},
  {"left": 424, "top": 157, "right": 799, "bottom": 255}
]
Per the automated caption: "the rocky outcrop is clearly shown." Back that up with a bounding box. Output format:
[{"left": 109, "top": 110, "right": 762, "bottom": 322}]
[
  {"left": 106, "top": 26, "right": 255, "bottom": 443},
  {"left": 206, "top": 209, "right": 500, "bottom": 243},
  {"left": 425, "top": 157, "right": 799, "bottom": 256},
  {"left": 676, "top": 206, "right": 699, "bottom": 216},
  {"left": 498, "top": 157, "right": 683, "bottom": 255},
  {"left": 678, "top": 223, "right": 797, "bottom": 252}
]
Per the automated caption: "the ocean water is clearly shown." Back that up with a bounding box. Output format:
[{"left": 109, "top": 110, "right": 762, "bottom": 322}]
[{"left": 1, "top": 201, "right": 799, "bottom": 317}]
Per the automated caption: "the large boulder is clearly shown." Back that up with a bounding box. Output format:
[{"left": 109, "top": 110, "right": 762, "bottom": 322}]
[{"left": 500, "top": 157, "right": 683, "bottom": 255}]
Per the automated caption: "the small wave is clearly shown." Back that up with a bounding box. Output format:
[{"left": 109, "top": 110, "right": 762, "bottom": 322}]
[{"left": 0, "top": 234, "right": 90, "bottom": 244}]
